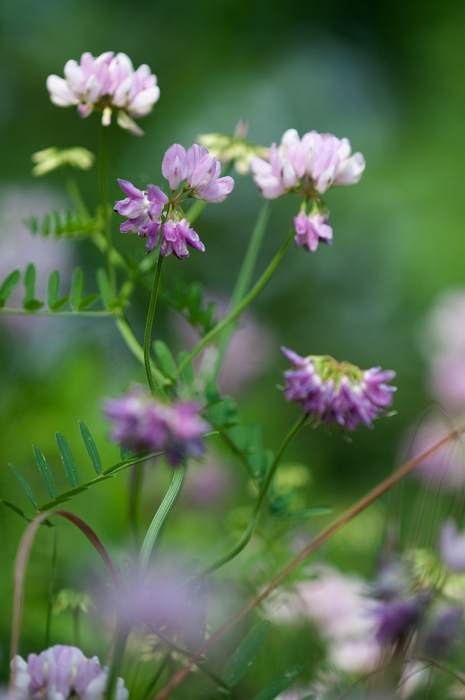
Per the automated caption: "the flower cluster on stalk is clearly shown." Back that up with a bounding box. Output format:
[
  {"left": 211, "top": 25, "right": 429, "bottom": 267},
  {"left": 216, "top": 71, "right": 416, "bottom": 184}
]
[
  {"left": 281, "top": 347, "right": 396, "bottom": 430},
  {"left": 11, "top": 645, "right": 128, "bottom": 700},
  {"left": 114, "top": 143, "right": 234, "bottom": 257},
  {"left": 46, "top": 52, "right": 160, "bottom": 135},
  {"left": 102, "top": 388, "right": 210, "bottom": 466},
  {"left": 251, "top": 128, "right": 365, "bottom": 252}
]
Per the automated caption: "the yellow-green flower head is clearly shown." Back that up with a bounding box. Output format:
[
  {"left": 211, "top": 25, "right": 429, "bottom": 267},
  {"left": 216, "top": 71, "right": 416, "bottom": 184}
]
[{"left": 31, "top": 147, "right": 95, "bottom": 176}]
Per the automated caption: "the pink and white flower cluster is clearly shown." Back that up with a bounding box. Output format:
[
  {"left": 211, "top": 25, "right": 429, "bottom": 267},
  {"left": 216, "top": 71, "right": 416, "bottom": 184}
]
[
  {"left": 251, "top": 128, "right": 365, "bottom": 199},
  {"left": 11, "top": 645, "right": 128, "bottom": 700},
  {"left": 282, "top": 347, "right": 396, "bottom": 430},
  {"left": 293, "top": 210, "right": 333, "bottom": 252},
  {"left": 46, "top": 52, "right": 160, "bottom": 135},
  {"left": 114, "top": 143, "right": 234, "bottom": 257}
]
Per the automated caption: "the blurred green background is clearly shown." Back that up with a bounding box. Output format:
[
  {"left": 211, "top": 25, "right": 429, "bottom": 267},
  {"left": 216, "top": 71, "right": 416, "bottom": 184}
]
[{"left": 1, "top": 0, "right": 464, "bottom": 692}]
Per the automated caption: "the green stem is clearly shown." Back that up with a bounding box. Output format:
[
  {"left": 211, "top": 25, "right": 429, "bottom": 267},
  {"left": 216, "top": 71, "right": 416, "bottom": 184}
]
[
  {"left": 107, "top": 628, "right": 129, "bottom": 700},
  {"left": 99, "top": 124, "right": 116, "bottom": 294},
  {"left": 0, "top": 308, "right": 114, "bottom": 317},
  {"left": 143, "top": 255, "right": 165, "bottom": 396},
  {"left": 201, "top": 414, "right": 308, "bottom": 577},
  {"left": 65, "top": 170, "right": 90, "bottom": 218},
  {"left": 213, "top": 201, "right": 271, "bottom": 380},
  {"left": 114, "top": 314, "right": 168, "bottom": 387},
  {"left": 139, "top": 464, "right": 186, "bottom": 573},
  {"left": 171, "top": 224, "right": 295, "bottom": 383},
  {"left": 44, "top": 518, "right": 58, "bottom": 647},
  {"left": 129, "top": 463, "right": 144, "bottom": 548}
]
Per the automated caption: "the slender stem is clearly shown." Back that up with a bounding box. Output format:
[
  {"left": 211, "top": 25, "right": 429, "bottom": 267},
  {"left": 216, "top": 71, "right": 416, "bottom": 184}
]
[
  {"left": 139, "top": 463, "right": 186, "bottom": 573},
  {"left": 115, "top": 314, "right": 169, "bottom": 387},
  {"left": 107, "top": 628, "right": 129, "bottom": 700},
  {"left": 140, "top": 652, "right": 171, "bottom": 700},
  {"left": 213, "top": 201, "right": 271, "bottom": 380},
  {"left": 44, "top": 518, "right": 58, "bottom": 647},
  {"left": 143, "top": 255, "right": 165, "bottom": 396},
  {"left": 171, "top": 225, "right": 295, "bottom": 383},
  {"left": 129, "top": 463, "right": 144, "bottom": 548},
  {"left": 99, "top": 124, "right": 116, "bottom": 293},
  {"left": 0, "top": 308, "right": 114, "bottom": 317},
  {"left": 200, "top": 414, "right": 308, "bottom": 577},
  {"left": 65, "top": 170, "right": 90, "bottom": 218}
]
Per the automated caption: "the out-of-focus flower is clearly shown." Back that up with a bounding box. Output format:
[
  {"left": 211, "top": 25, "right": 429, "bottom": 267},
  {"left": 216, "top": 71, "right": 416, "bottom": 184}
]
[
  {"left": 11, "top": 645, "right": 128, "bottom": 700},
  {"left": 102, "top": 388, "right": 210, "bottom": 466},
  {"left": 46, "top": 52, "right": 160, "bottom": 135},
  {"left": 423, "top": 605, "right": 463, "bottom": 658},
  {"left": 374, "top": 599, "right": 423, "bottom": 644},
  {"left": 251, "top": 128, "right": 365, "bottom": 200},
  {"left": 161, "top": 143, "right": 234, "bottom": 203},
  {"left": 266, "top": 566, "right": 380, "bottom": 673},
  {"left": 440, "top": 519, "right": 465, "bottom": 572},
  {"left": 410, "top": 418, "right": 465, "bottom": 490},
  {"left": 293, "top": 210, "right": 332, "bottom": 252},
  {"left": 198, "top": 121, "right": 270, "bottom": 175},
  {"left": 185, "top": 461, "right": 232, "bottom": 504},
  {"left": 31, "top": 147, "right": 95, "bottom": 177},
  {"left": 281, "top": 347, "right": 396, "bottom": 430}
]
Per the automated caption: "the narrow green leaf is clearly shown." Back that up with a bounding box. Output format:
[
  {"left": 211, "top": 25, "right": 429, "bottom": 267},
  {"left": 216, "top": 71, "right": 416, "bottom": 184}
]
[
  {"left": 47, "top": 270, "right": 59, "bottom": 308},
  {"left": 79, "top": 421, "right": 102, "bottom": 474},
  {"left": 51, "top": 296, "right": 70, "bottom": 311},
  {"left": 208, "top": 397, "right": 240, "bottom": 428},
  {"left": 252, "top": 665, "right": 303, "bottom": 700},
  {"left": 225, "top": 424, "right": 247, "bottom": 453},
  {"left": 9, "top": 463, "right": 38, "bottom": 509},
  {"left": 23, "top": 263, "right": 37, "bottom": 306},
  {"left": 177, "top": 350, "right": 195, "bottom": 385},
  {"left": 0, "top": 497, "right": 31, "bottom": 522},
  {"left": 97, "top": 268, "right": 112, "bottom": 307},
  {"left": 204, "top": 380, "right": 220, "bottom": 403},
  {"left": 33, "top": 446, "right": 56, "bottom": 499},
  {"left": 78, "top": 293, "right": 99, "bottom": 310},
  {"left": 70, "top": 268, "right": 84, "bottom": 309},
  {"left": 154, "top": 339, "right": 177, "bottom": 377},
  {"left": 187, "top": 282, "right": 202, "bottom": 315},
  {"left": 55, "top": 432, "right": 79, "bottom": 487},
  {"left": 222, "top": 620, "right": 271, "bottom": 688},
  {"left": 277, "top": 506, "right": 333, "bottom": 520},
  {"left": 0, "top": 269, "right": 21, "bottom": 306},
  {"left": 24, "top": 299, "right": 44, "bottom": 311},
  {"left": 120, "top": 446, "right": 133, "bottom": 462},
  {"left": 42, "top": 213, "right": 51, "bottom": 236},
  {"left": 23, "top": 216, "right": 39, "bottom": 234}
]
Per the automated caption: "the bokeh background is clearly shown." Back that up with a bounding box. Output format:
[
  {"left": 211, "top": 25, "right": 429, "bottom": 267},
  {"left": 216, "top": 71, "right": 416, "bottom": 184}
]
[{"left": 1, "top": 0, "right": 465, "bottom": 694}]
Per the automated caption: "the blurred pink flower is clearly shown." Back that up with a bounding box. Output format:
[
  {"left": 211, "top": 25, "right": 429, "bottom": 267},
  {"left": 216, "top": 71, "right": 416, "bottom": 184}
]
[
  {"left": 184, "top": 459, "right": 233, "bottom": 505},
  {"left": 410, "top": 418, "right": 465, "bottom": 490}
]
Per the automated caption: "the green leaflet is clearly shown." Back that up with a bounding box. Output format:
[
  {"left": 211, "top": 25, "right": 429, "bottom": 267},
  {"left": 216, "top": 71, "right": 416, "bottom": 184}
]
[
  {"left": 97, "top": 268, "right": 112, "bottom": 307},
  {"left": 33, "top": 445, "right": 57, "bottom": 499},
  {"left": 23, "top": 210, "right": 99, "bottom": 239},
  {"left": 9, "top": 463, "right": 38, "bottom": 509},
  {"left": 221, "top": 620, "right": 271, "bottom": 688},
  {"left": 0, "top": 269, "right": 20, "bottom": 307},
  {"left": 78, "top": 421, "right": 102, "bottom": 474},
  {"left": 70, "top": 268, "right": 85, "bottom": 309},
  {"left": 55, "top": 432, "right": 79, "bottom": 487},
  {"left": 252, "top": 665, "right": 303, "bottom": 700},
  {"left": 23, "top": 264, "right": 44, "bottom": 311},
  {"left": 154, "top": 339, "right": 177, "bottom": 377}
]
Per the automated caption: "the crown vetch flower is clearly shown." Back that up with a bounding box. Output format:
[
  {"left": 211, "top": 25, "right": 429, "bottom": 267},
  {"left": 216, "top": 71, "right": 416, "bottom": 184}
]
[
  {"left": 102, "top": 389, "right": 210, "bottom": 466},
  {"left": 374, "top": 599, "right": 423, "bottom": 644},
  {"left": 161, "top": 143, "right": 234, "bottom": 203},
  {"left": 251, "top": 128, "right": 365, "bottom": 200},
  {"left": 11, "top": 645, "right": 128, "bottom": 700},
  {"left": 46, "top": 51, "right": 160, "bottom": 135},
  {"left": 293, "top": 210, "right": 333, "bottom": 252},
  {"left": 281, "top": 347, "right": 396, "bottom": 430},
  {"left": 114, "top": 179, "right": 168, "bottom": 252},
  {"left": 160, "top": 218, "right": 205, "bottom": 259}
]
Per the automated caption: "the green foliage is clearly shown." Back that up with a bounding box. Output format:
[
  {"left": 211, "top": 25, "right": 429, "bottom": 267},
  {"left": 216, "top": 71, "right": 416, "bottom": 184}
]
[
  {"left": 23, "top": 210, "right": 99, "bottom": 239},
  {"left": 33, "top": 446, "right": 57, "bottom": 499},
  {"left": 252, "top": 665, "right": 303, "bottom": 700},
  {"left": 0, "top": 269, "right": 20, "bottom": 308},
  {"left": 222, "top": 620, "right": 271, "bottom": 688},
  {"left": 55, "top": 432, "right": 79, "bottom": 487},
  {"left": 52, "top": 589, "right": 94, "bottom": 615},
  {"left": 161, "top": 276, "right": 217, "bottom": 335},
  {"left": 154, "top": 339, "right": 177, "bottom": 378},
  {"left": 9, "top": 463, "right": 38, "bottom": 509},
  {"left": 79, "top": 421, "right": 102, "bottom": 474},
  {"left": 23, "top": 263, "right": 44, "bottom": 311}
]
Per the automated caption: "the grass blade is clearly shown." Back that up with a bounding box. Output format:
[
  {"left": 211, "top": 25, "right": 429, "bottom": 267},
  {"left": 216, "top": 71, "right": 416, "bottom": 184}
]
[
  {"left": 252, "top": 665, "right": 302, "bottom": 700},
  {"left": 55, "top": 432, "right": 79, "bottom": 487},
  {"left": 222, "top": 620, "right": 271, "bottom": 687},
  {"left": 9, "top": 463, "right": 38, "bottom": 509},
  {"left": 0, "top": 269, "right": 21, "bottom": 307},
  {"left": 78, "top": 421, "right": 102, "bottom": 474},
  {"left": 33, "top": 446, "right": 56, "bottom": 499},
  {"left": 70, "top": 268, "right": 84, "bottom": 309}
]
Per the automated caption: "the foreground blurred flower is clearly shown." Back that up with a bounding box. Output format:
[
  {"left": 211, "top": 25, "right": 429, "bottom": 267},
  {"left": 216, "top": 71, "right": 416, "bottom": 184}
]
[
  {"left": 282, "top": 347, "right": 396, "bottom": 430},
  {"left": 440, "top": 519, "right": 465, "bottom": 572},
  {"left": 251, "top": 128, "right": 365, "bottom": 200},
  {"left": 31, "top": 147, "right": 95, "bottom": 177},
  {"left": 11, "top": 645, "right": 128, "bottom": 700},
  {"left": 198, "top": 121, "right": 270, "bottom": 175},
  {"left": 374, "top": 599, "right": 423, "bottom": 644},
  {"left": 293, "top": 210, "right": 332, "bottom": 252},
  {"left": 102, "top": 388, "right": 210, "bottom": 466},
  {"left": 410, "top": 418, "right": 465, "bottom": 490},
  {"left": 46, "top": 51, "right": 160, "bottom": 135}
]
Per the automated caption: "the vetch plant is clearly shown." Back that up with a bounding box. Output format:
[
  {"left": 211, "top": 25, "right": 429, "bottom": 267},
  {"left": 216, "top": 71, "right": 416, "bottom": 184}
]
[{"left": 3, "top": 47, "right": 465, "bottom": 700}]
